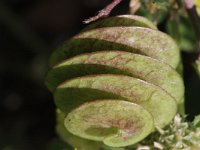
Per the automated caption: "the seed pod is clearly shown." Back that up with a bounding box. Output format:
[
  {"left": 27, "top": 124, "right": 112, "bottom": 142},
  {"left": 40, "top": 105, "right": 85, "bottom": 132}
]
[{"left": 45, "top": 15, "right": 184, "bottom": 148}]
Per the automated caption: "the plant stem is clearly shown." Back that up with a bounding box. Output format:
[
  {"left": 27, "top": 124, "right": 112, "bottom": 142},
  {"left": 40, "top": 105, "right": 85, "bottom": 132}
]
[
  {"left": 184, "top": 0, "right": 200, "bottom": 51},
  {"left": 83, "top": 0, "right": 123, "bottom": 24}
]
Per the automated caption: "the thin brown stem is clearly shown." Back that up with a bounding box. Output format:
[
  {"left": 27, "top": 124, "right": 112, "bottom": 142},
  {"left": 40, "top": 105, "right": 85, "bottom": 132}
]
[{"left": 83, "top": 0, "right": 123, "bottom": 24}]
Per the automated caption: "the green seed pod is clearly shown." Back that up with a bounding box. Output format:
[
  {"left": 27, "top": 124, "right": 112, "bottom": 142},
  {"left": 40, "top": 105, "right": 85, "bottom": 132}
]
[{"left": 45, "top": 15, "right": 184, "bottom": 148}]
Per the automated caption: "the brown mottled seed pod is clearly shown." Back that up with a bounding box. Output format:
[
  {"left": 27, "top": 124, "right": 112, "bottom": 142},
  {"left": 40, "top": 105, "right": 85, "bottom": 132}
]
[{"left": 45, "top": 15, "right": 184, "bottom": 148}]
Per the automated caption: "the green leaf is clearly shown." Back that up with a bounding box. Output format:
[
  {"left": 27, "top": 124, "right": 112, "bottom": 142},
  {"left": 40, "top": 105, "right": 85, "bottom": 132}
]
[
  {"left": 49, "top": 27, "right": 180, "bottom": 68},
  {"left": 65, "top": 100, "right": 154, "bottom": 147},
  {"left": 55, "top": 75, "right": 177, "bottom": 128},
  {"left": 46, "top": 51, "right": 184, "bottom": 113},
  {"left": 56, "top": 110, "right": 102, "bottom": 150},
  {"left": 45, "top": 15, "right": 184, "bottom": 148}
]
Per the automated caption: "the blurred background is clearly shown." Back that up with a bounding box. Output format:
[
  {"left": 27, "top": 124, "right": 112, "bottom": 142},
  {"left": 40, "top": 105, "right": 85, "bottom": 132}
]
[{"left": 0, "top": 0, "right": 199, "bottom": 150}]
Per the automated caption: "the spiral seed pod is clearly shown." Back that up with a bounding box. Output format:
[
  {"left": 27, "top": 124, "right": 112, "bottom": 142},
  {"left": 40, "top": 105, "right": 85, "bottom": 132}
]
[{"left": 45, "top": 15, "right": 184, "bottom": 148}]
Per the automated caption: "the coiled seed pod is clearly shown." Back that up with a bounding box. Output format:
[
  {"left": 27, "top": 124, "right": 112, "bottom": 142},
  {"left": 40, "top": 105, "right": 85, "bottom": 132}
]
[{"left": 45, "top": 15, "right": 184, "bottom": 148}]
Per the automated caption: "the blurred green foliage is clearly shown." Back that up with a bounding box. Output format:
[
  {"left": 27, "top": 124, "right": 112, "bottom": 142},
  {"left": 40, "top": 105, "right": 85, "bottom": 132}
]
[
  {"left": 194, "top": 59, "right": 200, "bottom": 77},
  {"left": 167, "top": 15, "right": 197, "bottom": 52}
]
